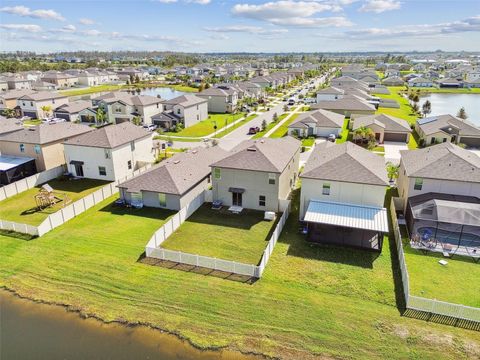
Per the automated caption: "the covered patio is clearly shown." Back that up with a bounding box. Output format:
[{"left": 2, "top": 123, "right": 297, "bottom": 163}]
[{"left": 303, "top": 200, "right": 389, "bottom": 251}]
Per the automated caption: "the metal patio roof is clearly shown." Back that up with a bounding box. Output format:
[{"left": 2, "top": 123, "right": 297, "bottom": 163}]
[{"left": 304, "top": 200, "right": 389, "bottom": 233}]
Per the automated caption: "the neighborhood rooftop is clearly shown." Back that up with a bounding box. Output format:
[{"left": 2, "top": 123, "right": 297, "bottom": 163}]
[
  {"left": 289, "top": 109, "right": 344, "bottom": 129},
  {"left": 0, "top": 122, "right": 92, "bottom": 145}
]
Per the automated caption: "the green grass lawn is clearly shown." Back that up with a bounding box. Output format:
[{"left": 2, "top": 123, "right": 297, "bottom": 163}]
[
  {"left": 251, "top": 114, "right": 288, "bottom": 139},
  {"left": 372, "top": 146, "right": 385, "bottom": 152},
  {"left": 59, "top": 84, "right": 126, "bottom": 97},
  {"left": 155, "top": 84, "right": 198, "bottom": 93},
  {"left": 1, "top": 192, "right": 479, "bottom": 359},
  {"left": 373, "top": 87, "right": 418, "bottom": 125},
  {"left": 161, "top": 204, "right": 277, "bottom": 265},
  {"left": 164, "top": 113, "right": 245, "bottom": 138},
  {"left": 154, "top": 135, "right": 202, "bottom": 143},
  {"left": 216, "top": 113, "right": 258, "bottom": 138},
  {"left": 301, "top": 137, "right": 315, "bottom": 147},
  {"left": 336, "top": 119, "right": 350, "bottom": 144},
  {"left": 402, "top": 235, "right": 480, "bottom": 307},
  {"left": 411, "top": 87, "right": 480, "bottom": 94},
  {"left": 268, "top": 113, "right": 299, "bottom": 138},
  {"left": 0, "top": 178, "right": 109, "bottom": 225},
  {"left": 22, "top": 119, "right": 42, "bottom": 126}
]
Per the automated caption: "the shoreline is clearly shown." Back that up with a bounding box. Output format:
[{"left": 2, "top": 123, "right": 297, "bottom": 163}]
[{"left": 0, "top": 286, "right": 270, "bottom": 360}]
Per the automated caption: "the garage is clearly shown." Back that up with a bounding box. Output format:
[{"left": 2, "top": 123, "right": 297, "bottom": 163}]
[
  {"left": 315, "top": 127, "right": 342, "bottom": 138},
  {"left": 80, "top": 114, "right": 95, "bottom": 123},
  {"left": 384, "top": 132, "right": 408, "bottom": 142},
  {"left": 460, "top": 136, "right": 480, "bottom": 148},
  {"left": 22, "top": 111, "right": 37, "bottom": 118},
  {"left": 54, "top": 112, "right": 71, "bottom": 121},
  {"left": 115, "top": 117, "right": 130, "bottom": 123}
]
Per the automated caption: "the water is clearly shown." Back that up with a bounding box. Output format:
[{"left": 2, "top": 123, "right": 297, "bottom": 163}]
[
  {"left": 0, "top": 291, "right": 257, "bottom": 360},
  {"left": 138, "top": 87, "right": 187, "bottom": 100},
  {"left": 419, "top": 93, "right": 480, "bottom": 125}
]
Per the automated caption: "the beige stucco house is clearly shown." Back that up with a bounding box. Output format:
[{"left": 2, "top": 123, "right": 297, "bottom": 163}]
[
  {"left": 197, "top": 86, "right": 238, "bottom": 113},
  {"left": 312, "top": 96, "right": 376, "bottom": 117},
  {"left": 210, "top": 137, "right": 301, "bottom": 212},
  {"left": 158, "top": 94, "right": 208, "bottom": 129},
  {"left": 288, "top": 109, "right": 345, "bottom": 138},
  {"left": 17, "top": 91, "right": 68, "bottom": 119},
  {"left": 63, "top": 122, "right": 154, "bottom": 181},
  {"left": 351, "top": 113, "right": 412, "bottom": 143}
]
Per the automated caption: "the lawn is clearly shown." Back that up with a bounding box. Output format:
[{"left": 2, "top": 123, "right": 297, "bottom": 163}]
[
  {"left": 335, "top": 119, "right": 350, "bottom": 144},
  {"left": 373, "top": 87, "right": 418, "bottom": 125},
  {"left": 164, "top": 113, "right": 245, "bottom": 138},
  {"left": 401, "top": 232, "right": 480, "bottom": 307},
  {"left": 268, "top": 113, "right": 299, "bottom": 138},
  {"left": 1, "top": 191, "right": 479, "bottom": 359},
  {"left": 155, "top": 84, "right": 198, "bottom": 93},
  {"left": 0, "top": 178, "right": 109, "bottom": 225},
  {"left": 59, "top": 84, "right": 126, "bottom": 97},
  {"left": 216, "top": 113, "right": 258, "bottom": 138},
  {"left": 161, "top": 204, "right": 277, "bottom": 265},
  {"left": 22, "top": 119, "right": 42, "bottom": 126},
  {"left": 301, "top": 137, "right": 315, "bottom": 147}
]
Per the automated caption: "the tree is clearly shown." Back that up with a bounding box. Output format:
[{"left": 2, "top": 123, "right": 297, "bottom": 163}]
[
  {"left": 283, "top": 104, "right": 289, "bottom": 112},
  {"left": 134, "top": 75, "right": 140, "bottom": 83},
  {"left": 96, "top": 107, "right": 106, "bottom": 125},
  {"left": 132, "top": 116, "right": 142, "bottom": 126},
  {"left": 2, "top": 108, "right": 16, "bottom": 118},
  {"left": 261, "top": 119, "right": 267, "bottom": 132},
  {"left": 40, "top": 105, "right": 52, "bottom": 118},
  {"left": 421, "top": 100, "right": 431, "bottom": 117},
  {"left": 272, "top": 112, "right": 278, "bottom": 122},
  {"left": 457, "top": 107, "right": 468, "bottom": 120},
  {"left": 386, "top": 162, "right": 400, "bottom": 181}
]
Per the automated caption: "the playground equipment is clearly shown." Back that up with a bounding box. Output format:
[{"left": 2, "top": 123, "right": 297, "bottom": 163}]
[{"left": 34, "top": 184, "right": 72, "bottom": 209}]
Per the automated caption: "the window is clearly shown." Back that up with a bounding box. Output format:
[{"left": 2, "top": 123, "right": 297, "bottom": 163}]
[
  {"left": 158, "top": 193, "right": 166, "bottom": 207},
  {"left": 104, "top": 149, "right": 111, "bottom": 159},
  {"left": 268, "top": 173, "right": 276, "bottom": 185},
  {"left": 34, "top": 145, "right": 41, "bottom": 154},
  {"left": 130, "top": 141, "right": 135, "bottom": 151},
  {"left": 259, "top": 195, "right": 266, "bottom": 207},
  {"left": 177, "top": 108, "right": 181, "bottom": 115},
  {"left": 30, "top": 102, "right": 33, "bottom": 106},
  {"left": 127, "top": 160, "right": 132, "bottom": 170},
  {"left": 19, "top": 144, "right": 25, "bottom": 153},
  {"left": 414, "top": 178, "right": 423, "bottom": 191},
  {"left": 214, "top": 168, "right": 221, "bottom": 180},
  {"left": 322, "top": 183, "right": 331, "bottom": 195},
  {"left": 98, "top": 166, "right": 107, "bottom": 176},
  {"left": 443, "top": 138, "right": 447, "bottom": 143}
]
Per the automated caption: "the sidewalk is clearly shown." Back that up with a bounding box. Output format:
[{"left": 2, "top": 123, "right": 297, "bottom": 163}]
[{"left": 263, "top": 106, "right": 303, "bottom": 138}]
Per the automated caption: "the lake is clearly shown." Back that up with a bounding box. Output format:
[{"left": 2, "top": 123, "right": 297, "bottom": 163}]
[
  {"left": 419, "top": 93, "right": 480, "bottom": 125},
  {"left": 0, "top": 291, "right": 257, "bottom": 360},
  {"left": 139, "top": 87, "right": 187, "bottom": 100}
]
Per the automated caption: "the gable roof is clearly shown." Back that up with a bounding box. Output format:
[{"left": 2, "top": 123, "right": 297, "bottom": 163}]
[
  {"left": 353, "top": 114, "right": 411, "bottom": 133},
  {"left": 55, "top": 100, "right": 93, "bottom": 114},
  {"left": 162, "top": 94, "right": 207, "bottom": 107},
  {"left": 211, "top": 137, "right": 300, "bottom": 173},
  {"left": 64, "top": 122, "right": 150, "bottom": 149},
  {"left": 0, "top": 117, "right": 23, "bottom": 135},
  {"left": 0, "top": 122, "right": 92, "bottom": 145},
  {"left": 198, "top": 87, "right": 236, "bottom": 97},
  {"left": 416, "top": 114, "right": 480, "bottom": 136},
  {"left": 400, "top": 142, "right": 480, "bottom": 183},
  {"left": 289, "top": 109, "right": 345, "bottom": 129},
  {"left": 92, "top": 92, "right": 162, "bottom": 107},
  {"left": 301, "top": 141, "right": 388, "bottom": 186},
  {"left": 118, "top": 147, "right": 228, "bottom": 195},
  {"left": 316, "top": 86, "right": 344, "bottom": 95},
  {"left": 312, "top": 97, "right": 376, "bottom": 112},
  {"left": 18, "top": 91, "right": 67, "bottom": 101}
]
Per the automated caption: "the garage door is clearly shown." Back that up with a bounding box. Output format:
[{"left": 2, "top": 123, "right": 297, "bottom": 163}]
[
  {"left": 55, "top": 113, "right": 70, "bottom": 121},
  {"left": 460, "top": 137, "right": 480, "bottom": 148},
  {"left": 316, "top": 127, "right": 341, "bottom": 137},
  {"left": 384, "top": 132, "right": 408, "bottom": 142},
  {"left": 115, "top": 117, "right": 130, "bottom": 123},
  {"left": 22, "top": 111, "right": 37, "bottom": 118}
]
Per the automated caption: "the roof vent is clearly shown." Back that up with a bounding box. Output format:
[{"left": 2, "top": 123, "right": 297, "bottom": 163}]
[
  {"left": 173, "top": 160, "right": 180, "bottom": 164},
  {"left": 260, "top": 139, "right": 265, "bottom": 143},
  {"left": 247, "top": 147, "right": 257, "bottom": 152},
  {"left": 192, "top": 150, "right": 198, "bottom": 154}
]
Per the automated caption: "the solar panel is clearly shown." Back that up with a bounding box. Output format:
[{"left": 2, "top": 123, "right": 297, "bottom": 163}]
[{"left": 417, "top": 116, "right": 438, "bottom": 125}]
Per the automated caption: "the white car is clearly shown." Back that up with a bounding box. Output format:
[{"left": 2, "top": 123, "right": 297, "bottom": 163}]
[
  {"left": 42, "top": 117, "right": 65, "bottom": 123},
  {"left": 142, "top": 124, "right": 157, "bottom": 132}
]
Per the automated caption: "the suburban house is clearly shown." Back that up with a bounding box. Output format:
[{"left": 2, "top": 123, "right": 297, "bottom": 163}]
[
  {"left": 54, "top": 100, "right": 97, "bottom": 123},
  {"left": 288, "top": 109, "right": 345, "bottom": 138},
  {"left": 0, "top": 116, "right": 23, "bottom": 136},
  {"left": 117, "top": 146, "right": 228, "bottom": 210},
  {"left": 156, "top": 94, "right": 208, "bottom": 129},
  {"left": 382, "top": 76, "right": 405, "bottom": 86},
  {"left": 41, "top": 72, "right": 79, "bottom": 88},
  {"left": 63, "top": 122, "right": 153, "bottom": 181},
  {"left": 415, "top": 114, "right": 480, "bottom": 148},
  {"left": 0, "top": 77, "right": 9, "bottom": 92},
  {"left": 92, "top": 92, "right": 163, "bottom": 125},
  {"left": 351, "top": 113, "right": 412, "bottom": 143},
  {"left": 316, "top": 87, "right": 345, "bottom": 102},
  {"left": 210, "top": 137, "right": 301, "bottom": 212},
  {"left": 5, "top": 76, "right": 32, "bottom": 90},
  {"left": 17, "top": 91, "right": 69, "bottom": 119},
  {"left": 300, "top": 141, "right": 389, "bottom": 251},
  {"left": 0, "top": 122, "right": 92, "bottom": 171},
  {"left": 396, "top": 142, "right": 480, "bottom": 212},
  {"left": 437, "top": 78, "right": 463, "bottom": 88},
  {"left": 197, "top": 86, "right": 238, "bottom": 113},
  {"left": 408, "top": 77, "right": 434, "bottom": 87},
  {"left": 312, "top": 96, "right": 376, "bottom": 117},
  {"left": 330, "top": 76, "right": 361, "bottom": 88}
]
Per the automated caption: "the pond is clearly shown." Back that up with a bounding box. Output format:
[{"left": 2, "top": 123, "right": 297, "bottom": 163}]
[
  {"left": 138, "top": 87, "right": 187, "bottom": 100},
  {"left": 0, "top": 291, "right": 257, "bottom": 360},
  {"left": 419, "top": 93, "right": 480, "bottom": 126}
]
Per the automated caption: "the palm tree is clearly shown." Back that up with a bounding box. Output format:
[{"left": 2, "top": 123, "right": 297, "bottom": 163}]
[
  {"left": 421, "top": 100, "right": 432, "bottom": 117},
  {"left": 352, "top": 127, "right": 365, "bottom": 143},
  {"left": 40, "top": 105, "right": 52, "bottom": 118},
  {"left": 457, "top": 107, "right": 468, "bottom": 120},
  {"left": 2, "top": 108, "right": 16, "bottom": 118},
  {"left": 386, "top": 162, "right": 400, "bottom": 182},
  {"left": 96, "top": 107, "right": 106, "bottom": 124}
]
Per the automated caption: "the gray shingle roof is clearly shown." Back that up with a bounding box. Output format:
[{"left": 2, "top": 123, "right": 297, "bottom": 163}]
[
  {"left": 162, "top": 94, "right": 207, "bottom": 107},
  {"left": 0, "top": 117, "right": 23, "bottom": 135},
  {"left": 92, "top": 92, "right": 162, "bottom": 106},
  {"left": 0, "top": 122, "right": 92, "bottom": 145},
  {"left": 55, "top": 100, "right": 93, "bottom": 114},
  {"left": 353, "top": 114, "right": 411, "bottom": 133},
  {"left": 118, "top": 147, "right": 228, "bottom": 195},
  {"left": 19, "top": 91, "right": 67, "bottom": 101},
  {"left": 301, "top": 141, "right": 388, "bottom": 186},
  {"left": 289, "top": 109, "right": 345, "bottom": 129},
  {"left": 211, "top": 137, "right": 300, "bottom": 173},
  {"left": 312, "top": 97, "right": 376, "bottom": 112},
  {"left": 64, "top": 122, "right": 150, "bottom": 149},
  {"left": 400, "top": 142, "right": 480, "bottom": 183},
  {"left": 416, "top": 114, "right": 480, "bottom": 137}
]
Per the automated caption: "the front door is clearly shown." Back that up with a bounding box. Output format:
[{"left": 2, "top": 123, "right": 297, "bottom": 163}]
[
  {"left": 74, "top": 164, "right": 84, "bottom": 177},
  {"left": 232, "top": 192, "right": 242, "bottom": 207}
]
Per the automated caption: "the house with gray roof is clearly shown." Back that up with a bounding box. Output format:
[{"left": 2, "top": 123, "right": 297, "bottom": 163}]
[
  {"left": 0, "top": 122, "right": 92, "bottom": 171},
  {"left": 316, "top": 87, "right": 345, "bottom": 102},
  {"left": 63, "top": 122, "right": 153, "bottom": 181},
  {"left": 300, "top": 141, "right": 389, "bottom": 251},
  {"left": 210, "top": 137, "right": 300, "bottom": 212},
  {"left": 0, "top": 116, "right": 23, "bottom": 136},
  {"left": 17, "top": 91, "right": 69, "bottom": 119},
  {"left": 351, "top": 113, "right": 412, "bottom": 143},
  {"left": 159, "top": 94, "right": 208, "bottom": 129},
  {"left": 197, "top": 86, "right": 238, "bottom": 113},
  {"left": 117, "top": 146, "right": 228, "bottom": 210},
  {"left": 397, "top": 142, "right": 480, "bottom": 212},
  {"left": 54, "top": 100, "right": 97, "bottom": 123},
  {"left": 288, "top": 109, "right": 345, "bottom": 138},
  {"left": 415, "top": 114, "right": 480, "bottom": 148},
  {"left": 312, "top": 96, "right": 376, "bottom": 117}
]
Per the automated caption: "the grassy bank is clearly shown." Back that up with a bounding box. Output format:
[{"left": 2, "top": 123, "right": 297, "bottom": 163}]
[
  {"left": 373, "top": 87, "right": 418, "bottom": 125},
  {"left": 1, "top": 192, "right": 479, "bottom": 359},
  {"left": 269, "top": 113, "right": 299, "bottom": 138},
  {"left": 164, "top": 113, "right": 245, "bottom": 138},
  {"left": 59, "top": 84, "right": 126, "bottom": 97}
]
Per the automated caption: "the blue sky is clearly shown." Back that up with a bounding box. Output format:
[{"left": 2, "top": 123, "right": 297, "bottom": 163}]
[{"left": 0, "top": 0, "right": 479, "bottom": 53}]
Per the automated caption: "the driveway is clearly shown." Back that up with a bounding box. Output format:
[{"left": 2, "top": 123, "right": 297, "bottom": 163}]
[
  {"left": 383, "top": 141, "right": 408, "bottom": 164},
  {"left": 469, "top": 149, "right": 480, "bottom": 158}
]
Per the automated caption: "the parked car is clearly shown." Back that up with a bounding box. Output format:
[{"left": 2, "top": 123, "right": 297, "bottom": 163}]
[
  {"left": 288, "top": 98, "right": 295, "bottom": 106},
  {"left": 20, "top": 116, "right": 31, "bottom": 121},
  {"left": 142, "top": 124, "right": 157, "bottom": 132},
  {"left": 43, "top": 117, "right": 66, "bottom": 124},
  {"left": 328, "top": 134, "right": 336, "bottom": 142},
  {"left": 248, "top": 126, "right": 260, "bottom": 134}
]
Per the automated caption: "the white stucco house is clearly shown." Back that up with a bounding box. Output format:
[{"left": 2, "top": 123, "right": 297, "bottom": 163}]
[
  {"left": 156, "top": 94, "right": 208, "bottom": 129},
  {"left": 197, "top": 86, "right": 238, "bottom": 113},
  {"left": 316, "top": 87, "right": 345, "bottom": 102},
  {"left": 17, "top": 91, "right": 68, "bottom": 119},
  {"left": 288, "top": 109, "right": 345, "bottom": 138},
  {"left": 63, "top": 122, "right": 154, "bottom": 181}
]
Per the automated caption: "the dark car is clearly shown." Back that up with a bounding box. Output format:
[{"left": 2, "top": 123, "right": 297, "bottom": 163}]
[{"left": 248, "top": 126, "right": 260, "bottom": 134}]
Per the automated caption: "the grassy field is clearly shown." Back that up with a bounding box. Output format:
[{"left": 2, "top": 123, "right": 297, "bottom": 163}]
[
  {"left": 155, "top": 84, "right": 198, "bottom": 93},
  {"left": 269, "top": 113, "right": 299, "bottom": 138},
  {"left": 161, "top": 205, "right": 277, "bottom": 265},
  {"left": 335, "top": 119, "right": 350, "bottom": 144},
  {"left": 411, "top": 87, "right": 480, "bottom": 94},
  {"left": 301, "top": 137, "right": 315, "bottom": 147},
  {"left": 216, "top": 114, "right": 258, "bottom": 138},
  {"left": 0, "top": 179, "right": 109, "bottom": 225},
  {"left": 402, "top": 237, "right": 480, "bottom": 307},
  {"left": 1, "top": 191, "right": 479, "bottom": 359},
  {"left": 373, "top": 87, "right": 418, "bottom": 125},
  {"left": 22, "top": 119, "right": 43, "bottom": 126},
  {"left": 164, "top": 113, "right": 245, "bottom": 138},
  {"left": 59, "top": 84, "right": 126, "bottom": 97}
]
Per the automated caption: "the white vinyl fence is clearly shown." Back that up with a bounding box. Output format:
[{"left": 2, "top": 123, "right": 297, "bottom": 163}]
[
  {"left": 0, "top": 164, "right": 152, "bottom": 237},
  {"left": 0, "top": 165, "right": 64, "bottom": 202},
  {"left": 146, "top": 197, "right": 291, "bottom": 278},
  {"left": 390, "top": 198, "right": 480, "bottom": 323}
]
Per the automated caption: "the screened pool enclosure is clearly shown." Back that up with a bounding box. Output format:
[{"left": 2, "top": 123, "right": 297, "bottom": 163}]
[{"left": 406, "top": 193, "right": 480, "bottom": 261}]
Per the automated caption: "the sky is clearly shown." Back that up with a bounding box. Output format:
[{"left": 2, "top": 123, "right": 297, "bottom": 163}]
[{"left": 0, "top": 0, "right": 479, "bottom": 53}]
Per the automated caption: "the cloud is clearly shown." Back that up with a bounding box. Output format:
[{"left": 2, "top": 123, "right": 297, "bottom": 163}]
[
  {"left": 204, "top": 25, "right": 288, "bottom": 35},
  {"left": 0, "top": 24, "right": 42, "bottom": 32},
  {"left": 0, "top": 5, "right": 65, "bottom": 21},
  {"left": 156, "top": 0, "right": 211, "bottom": 3},
  {"left": 270, "top": 16, "right": 352, "bottom": 27},
  {"left": 79, "top": 18, "right": 95, "bottom": 25},
  {"left": 60, "top": 24, "right": 76, "bottom": 32},
  {"left": 359, "top": 0, "right": 401, "bottom": 14}
]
